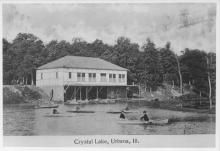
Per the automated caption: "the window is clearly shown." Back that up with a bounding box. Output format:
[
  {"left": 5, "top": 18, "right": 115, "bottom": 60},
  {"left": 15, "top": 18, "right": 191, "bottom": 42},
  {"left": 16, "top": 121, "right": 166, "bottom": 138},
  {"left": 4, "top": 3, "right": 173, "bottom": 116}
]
[
  {"left": 109, "top": 74, "right": 112, "bottom": 78},
  {"left": 77, "top": 72, "right": 85, "bottom": 82},
  {"left": 89, "top": 73, "right": 92, "bottom": 78},
  {"left": 56, "top": 72, "right": 58, "bottom": 79},
  {"left": 101, "top": 73, "right": 106, "bottom": 77},
  {"left": 41, "top": 73, "right": 43, "bottom": 79},
  {"left": 89, "top": 73, "right": 96, "bottom": 82},
  {"left": 69, "top": 72, "right": 71, "bottom": 79},
  {"left": 77, "top": 73, "right": 80, "bottom": 81},
  {"left": 109, "top": 74, "right": 116, "bottom": 82},
  {"left": 122, "top": 74, "right": 125, "bottom": 79},
  {"left": 109, "top": 74, "right": 113, "bottom": 82},
  {"left": 113, "top": 74, "right": 116, "bottom": 82},
  {"left": 119, "top": 74, "right": 125, "bottom": 82},
  {"left": 82, "top": 73, "right": 85, "bottom": 81},
  {"left": 100, "top": 73, "right": 107, "bottom": 82}
]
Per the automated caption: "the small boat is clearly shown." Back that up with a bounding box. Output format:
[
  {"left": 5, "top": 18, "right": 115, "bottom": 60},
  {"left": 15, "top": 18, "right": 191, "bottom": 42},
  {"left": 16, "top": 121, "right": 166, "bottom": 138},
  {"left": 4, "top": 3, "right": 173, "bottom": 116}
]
[
  {"left": 117, "top": 119, "right": 169, "bottom": 125},
  {"left": 106, "top": 111, "right": 133, "bottom": 114},
  {"left": 66, "top": 110, "right": 95, "bottom": 113},
  {"left": 44, "top": 114, "right": 73, "bottom": 117},
  {"left": 35, "top": 105, "right": 59, "bottom": 109}
]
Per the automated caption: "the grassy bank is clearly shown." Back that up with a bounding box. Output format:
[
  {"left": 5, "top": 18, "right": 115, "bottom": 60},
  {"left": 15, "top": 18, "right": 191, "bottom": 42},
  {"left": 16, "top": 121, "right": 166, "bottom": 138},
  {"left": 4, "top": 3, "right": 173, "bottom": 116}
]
[
  {"left": 3, "top": 85, "right": 49, "bottom": 104},
  {"left": 127, "top": 82, "right": 216, "bottom": 114},
  {"left": 158, "top": 101, "right": 215, "bottom": 114},
  {"left": 115, "top": 98, "right": 215, "bottom": 114}
]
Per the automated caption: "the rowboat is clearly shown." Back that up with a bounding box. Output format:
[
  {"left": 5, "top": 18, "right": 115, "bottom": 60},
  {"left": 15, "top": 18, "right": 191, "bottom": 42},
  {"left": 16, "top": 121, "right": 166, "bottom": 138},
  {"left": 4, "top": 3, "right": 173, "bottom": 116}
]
[
  {"left": 66, "top": 110, "right": 95, "bottom": 113},
  {"left": 35, "top": 105, "right": 59, "bottom": 109},
  {"left": 117, "top": 119, "right": 169, "bottom": 125},
  {"left": 106, "top": 111, "right": 133, "bottom": 114},
  {"left": 44, "top": 114, "right": 73, "bottom": 117}
]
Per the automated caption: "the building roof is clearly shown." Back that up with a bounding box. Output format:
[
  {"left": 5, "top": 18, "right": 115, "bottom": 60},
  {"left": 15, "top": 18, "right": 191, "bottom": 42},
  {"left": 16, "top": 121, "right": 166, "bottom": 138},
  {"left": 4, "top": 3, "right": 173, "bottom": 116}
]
[{"left": 37, "top": 56, "right": 128, "bottom": 71}]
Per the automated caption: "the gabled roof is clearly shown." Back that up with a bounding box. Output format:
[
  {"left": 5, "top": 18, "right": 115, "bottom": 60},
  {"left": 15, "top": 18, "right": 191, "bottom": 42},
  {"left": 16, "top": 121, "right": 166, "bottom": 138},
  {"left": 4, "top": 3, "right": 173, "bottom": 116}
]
[{"left": 37, "top": 56, "right": 127, "bottom": 71}]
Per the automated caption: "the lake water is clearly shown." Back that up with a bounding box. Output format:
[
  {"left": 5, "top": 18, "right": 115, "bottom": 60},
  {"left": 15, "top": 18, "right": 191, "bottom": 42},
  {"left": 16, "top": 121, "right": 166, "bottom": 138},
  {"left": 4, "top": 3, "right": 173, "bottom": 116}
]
[{"left": 3, "top": 103, "right": 215, "bottom": 135}]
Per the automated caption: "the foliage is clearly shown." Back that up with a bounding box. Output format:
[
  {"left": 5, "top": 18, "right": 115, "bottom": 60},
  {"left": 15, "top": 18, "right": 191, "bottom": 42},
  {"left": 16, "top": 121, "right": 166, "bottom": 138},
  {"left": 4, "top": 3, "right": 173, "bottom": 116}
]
[
  {"left": 159, "top": 42, "right": 179, "bottom": 83},
  {"left": 3, "top": 87, "right": 25, "bottom": 104},
  {"left": 138, "top": 38, "right": 163, "bottom": 90},
  {"left": 15, "top": 86, "right": 42, "bottom": 100},
  {"left": 3, "top": 33, "right": 216, "bottom": 102},
  {"left": 180, "top": 49, "right": 209, "bottom": 93}
]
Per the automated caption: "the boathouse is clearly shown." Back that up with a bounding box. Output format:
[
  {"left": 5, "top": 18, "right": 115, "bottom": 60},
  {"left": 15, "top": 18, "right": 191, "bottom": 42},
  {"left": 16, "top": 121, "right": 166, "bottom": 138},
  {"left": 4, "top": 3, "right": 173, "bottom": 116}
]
[{"left": 36, "top": 56, "right": 129, "bottom": 101}]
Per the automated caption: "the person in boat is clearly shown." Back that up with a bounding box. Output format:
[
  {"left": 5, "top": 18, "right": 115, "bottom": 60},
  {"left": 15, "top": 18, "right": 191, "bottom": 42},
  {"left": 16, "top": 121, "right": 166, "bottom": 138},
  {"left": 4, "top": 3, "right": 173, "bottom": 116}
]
[
  {"left": 140, "top": 111, "right": 149, "bottom": 121},
  {"left": 53, "top": 109, "right": 59, "bottom": 114},
  {"left": 120, "top": 111, "right": 126, "bottom": 119},
  {"left": 76, "top": 106, "right": 80, "bottom": 111},
  {"left": 124, "top": 105, "right": 129, "bottom": 111}
]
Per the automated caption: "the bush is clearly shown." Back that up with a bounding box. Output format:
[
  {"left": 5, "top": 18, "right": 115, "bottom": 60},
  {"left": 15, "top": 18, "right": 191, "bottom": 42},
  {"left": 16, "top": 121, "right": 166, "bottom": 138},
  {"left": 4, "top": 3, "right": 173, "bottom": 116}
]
[
  {"left": 15, "top": 86, "right": 42, "bottom": 100},
  {"left": 179, "top": 93, "right": 202, "bottom": 102},
  {"left": 3, "top": 86, "right": 43, "bottom": 104},
  {"left": 23, "top": 86, "right": 42, "bottom": 100},
  {"left": 3, "top": 87, "right": 25, "bottom": 104}
]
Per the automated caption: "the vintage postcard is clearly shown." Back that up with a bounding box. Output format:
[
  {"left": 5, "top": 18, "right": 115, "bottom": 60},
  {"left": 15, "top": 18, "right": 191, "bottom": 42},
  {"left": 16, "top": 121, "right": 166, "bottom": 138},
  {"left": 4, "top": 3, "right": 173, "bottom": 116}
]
[{"left": 1, "top": 0, "right": 219, "bottom": 150}]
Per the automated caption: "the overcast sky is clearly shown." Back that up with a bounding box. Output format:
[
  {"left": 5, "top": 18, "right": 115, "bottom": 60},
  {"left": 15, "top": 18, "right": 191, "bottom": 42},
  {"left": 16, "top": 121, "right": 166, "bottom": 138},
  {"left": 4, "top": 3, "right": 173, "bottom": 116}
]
[{"left": 3, "top": 3, "right": 216, "bottom": 53}]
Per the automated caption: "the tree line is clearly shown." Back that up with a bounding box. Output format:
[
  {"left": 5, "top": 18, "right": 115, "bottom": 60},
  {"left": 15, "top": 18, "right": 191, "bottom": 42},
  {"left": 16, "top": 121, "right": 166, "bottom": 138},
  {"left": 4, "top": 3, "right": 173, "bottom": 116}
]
[{"left": 3, "top": 33, "right": 216, "bottom": 106}]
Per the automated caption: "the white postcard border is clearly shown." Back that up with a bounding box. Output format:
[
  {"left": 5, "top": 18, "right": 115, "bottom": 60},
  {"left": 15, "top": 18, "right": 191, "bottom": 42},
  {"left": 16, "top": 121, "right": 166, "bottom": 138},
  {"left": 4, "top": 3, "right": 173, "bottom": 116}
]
[{"left": 0, "top": 0, "right": 219, "bottom": 151}]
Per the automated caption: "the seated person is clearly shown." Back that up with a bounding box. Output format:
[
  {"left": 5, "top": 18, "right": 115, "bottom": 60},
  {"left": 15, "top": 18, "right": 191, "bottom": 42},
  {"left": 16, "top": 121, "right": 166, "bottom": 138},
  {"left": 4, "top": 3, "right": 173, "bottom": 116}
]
[
  {"left": 124, "top": 105, "right": 129, "bottom": 111},
  {"left": 120, "top": 111, "right": 125, "bottom": 119},
  {"left": 140, "top": 111, "right": 149, "bottom": 121},
  {"left": 76, "top": 106, "right": 80, "bottom": 111},
  {"left": 53, "top": 109, "right": 59, "bottom": 114}
]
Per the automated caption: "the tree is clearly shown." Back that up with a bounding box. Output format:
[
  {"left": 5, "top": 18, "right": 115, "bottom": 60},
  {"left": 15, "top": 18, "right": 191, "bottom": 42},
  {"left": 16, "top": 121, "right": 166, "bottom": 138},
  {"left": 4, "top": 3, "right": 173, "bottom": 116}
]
[
  {"left": 3, "top": 39, "right": 13, "bottom": 84},
  {"left": 160, "top": 42, "right": 178, "bottom": 82},
  {"left": 87, "top": 39, "right": 108, "bottom": 57},
  {"left": 112, "top": 37, "right": 140, "bottom": 84},
  {"left": 70, "top": 38, "right": 88, "bottom": 56},
  {"left": 140, "top": 38, "right": 162, "bottom": 91},
  {"left": 175, "top": 53, "right": 183, "bottom": 94},
  {"left": 159, "top": 42, "right": 183, "bottom": 93},
  {"left": 180, "top": 49, "right": 208, "bottom": 91},
  {"left": 6, "top": 33, "right": 45, "bottom": 84},
  {"left": 45, "top": 40, "right": 71, "bottom": 62},
  {"left": 2, "top": 32, "right": 216, "bottom": 104},
  {"left": 206, "top": 53, "right": 216, "bottom": 109},
  {"left": 179, "top": 49, "right": 216, "bottom": 108}
]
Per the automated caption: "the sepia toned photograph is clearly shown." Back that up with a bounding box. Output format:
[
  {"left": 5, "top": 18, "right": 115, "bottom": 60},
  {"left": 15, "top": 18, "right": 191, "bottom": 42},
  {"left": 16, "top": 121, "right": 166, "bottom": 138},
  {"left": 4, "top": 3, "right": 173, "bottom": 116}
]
[{"left": 2, "top": 0, "right": 218, "bottom": 148}]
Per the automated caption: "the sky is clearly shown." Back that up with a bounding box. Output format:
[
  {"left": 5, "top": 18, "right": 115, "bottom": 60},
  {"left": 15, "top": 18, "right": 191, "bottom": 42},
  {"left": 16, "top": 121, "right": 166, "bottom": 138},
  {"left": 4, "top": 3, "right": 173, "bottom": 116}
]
[{"left": 3, "top": 3, "right": 216, "bottom": 53}]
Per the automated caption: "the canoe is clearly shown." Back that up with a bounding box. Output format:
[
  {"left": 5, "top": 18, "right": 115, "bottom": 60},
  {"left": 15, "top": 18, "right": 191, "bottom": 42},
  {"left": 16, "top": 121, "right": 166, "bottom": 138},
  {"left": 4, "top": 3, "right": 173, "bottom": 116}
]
[
  {"left": 117, "top": 119, "right": 169, "bottom": 125},
  {"left": 106, "top": 111, "right": 133, "bottom": 114},
  {"left": 35, "top": 105, "right": 59, "bottom": 109},
  {"left": 66, "top": 110, "right": 95, "bottom": 113},
  {"left": 44, "top": 114, "right": 73, "bottom": 117}
]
